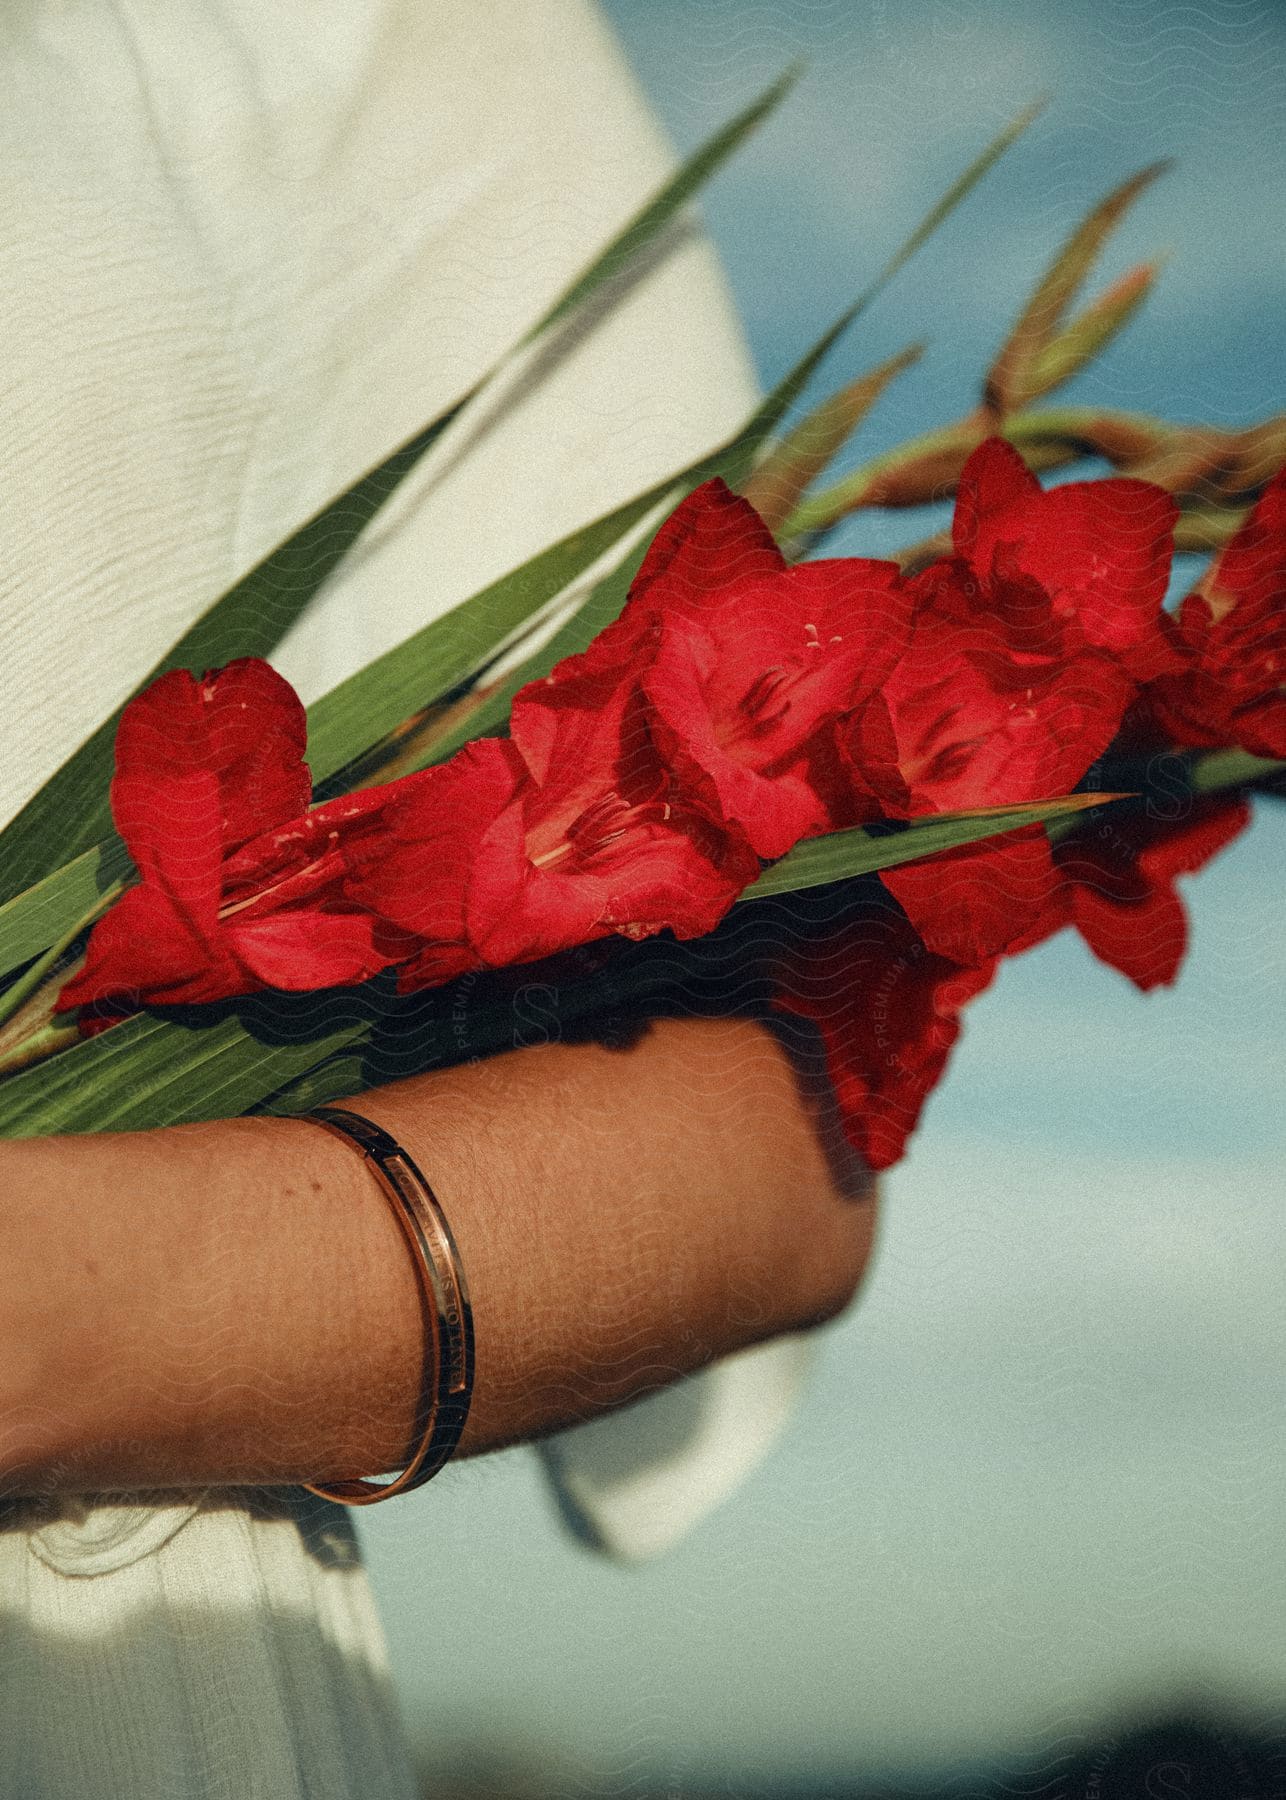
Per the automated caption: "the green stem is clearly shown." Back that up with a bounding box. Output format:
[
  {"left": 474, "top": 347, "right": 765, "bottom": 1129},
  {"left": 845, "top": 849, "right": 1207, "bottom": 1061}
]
[
  {"left": 782, "top": 404, "right": 1177, "bottom": 540},
  {"left": 1187, "top": 747, "right": 1285, "bottom": 794},
  {"left": 0, "top": 1019, "right": 83, "bottom": 1079},
  {"left": 0, "top": 877, "right": 123, "bottom": 1033}
]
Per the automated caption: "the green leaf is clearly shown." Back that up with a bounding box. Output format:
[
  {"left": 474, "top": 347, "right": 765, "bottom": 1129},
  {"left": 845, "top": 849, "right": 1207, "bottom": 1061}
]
[
  {"left": 0, "top": 839, "right": 133, "bottom": 990},
  {"left": 0, "top": 938, "right": 713, "bottom": 1137},
  {"left": 1186, "top": 748, "right": 1286, "bottom": 794},
  {"left": 986, "top": 162, "right": 1169, "bottom": 413},
  {"left": 0, "top": 1000, "right": 371, "bottom": 1139},
  {"left": 886, "top": 98, "right": 1048, "bottom": 292},
  {"left": 740, "top": 793, "right": 1114, "bottom": 899},
  {"left": 0, "top": 877, "right": 126, "bottom": 1034},
  {"left": 529, "top": 66, "right": 801, "bottom": 342}
]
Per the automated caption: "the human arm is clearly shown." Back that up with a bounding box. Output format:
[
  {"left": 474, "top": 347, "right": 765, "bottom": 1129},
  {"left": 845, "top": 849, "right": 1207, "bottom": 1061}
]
[{"left": 0, "top": 1012, "right": 876, "bottom": 1498}]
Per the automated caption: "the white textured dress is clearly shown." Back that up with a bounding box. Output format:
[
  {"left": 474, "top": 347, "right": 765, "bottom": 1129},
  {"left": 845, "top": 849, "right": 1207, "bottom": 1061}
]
[{"left": 0, "top": 4, "right": 815, "bottom": 1795}]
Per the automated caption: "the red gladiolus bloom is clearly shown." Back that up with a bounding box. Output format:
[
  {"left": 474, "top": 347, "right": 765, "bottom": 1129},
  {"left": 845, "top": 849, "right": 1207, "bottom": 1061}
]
[
  {"left": 495, "top": 677, "right": 759, "bottom": 963},
  {"left": 843, "top": 542, "right": 1135, "bottom": 963},
  {"left": 836, "top": 440, "right": 1181, "bottom": 963},
  {"left": 348, "top": 652, "right": 759, "bottom": 991},
  {"left": 954, "top": 436, "right": 1181, "bottom": 681},
  {"left": 359, "top": 481, "right": 909, "bottom": 986},
  {"left": 55, "top": 659, "right": 416, "bottom": 1020},
  {"left": 771, "top": 903, "right": 996, "bottom": 1171},
  {"left": 1146, "top": 467, "right": 1286, "bottom": 759},
  {"left": 622, "top": 480, "right": 910, "bottom": 858},
  {"left": 340, "top": 738, "right": 532, "bottom": 992},
  {"left": 851, "top": 554, "right": 1133, "bottom": 818}
]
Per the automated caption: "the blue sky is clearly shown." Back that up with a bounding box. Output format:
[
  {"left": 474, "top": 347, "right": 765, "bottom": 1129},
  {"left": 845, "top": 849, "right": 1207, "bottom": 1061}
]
[{"left": 360, "top": 4, "right": 1286, "bottom": 1787}]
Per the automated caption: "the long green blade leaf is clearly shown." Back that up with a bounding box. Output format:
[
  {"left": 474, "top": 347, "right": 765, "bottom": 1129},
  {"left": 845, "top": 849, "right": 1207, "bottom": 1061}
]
[
  {"left": 742, "top": 794, "right": 1111, "bottom": 899},
  {"left": 0, "top": 840, "right": 132, "bottom": 987},
  {"left": 530, "top": 67, "right": 800, "bottom": 341},
  {"left": 0, "top": 1000, "right": 371, "bottom": 1139},
  {"left": 889, "top": 99, "right": 1048, "bottom": 292}
]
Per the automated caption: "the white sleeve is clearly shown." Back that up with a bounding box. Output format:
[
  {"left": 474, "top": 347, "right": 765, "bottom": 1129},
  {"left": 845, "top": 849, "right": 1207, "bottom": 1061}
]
[
  {"left": 536, "top": 1336, "right": 819, "bottom": 1561},
  {"left": 0, "top": 0, "right": 819, "bottom": 1555}
]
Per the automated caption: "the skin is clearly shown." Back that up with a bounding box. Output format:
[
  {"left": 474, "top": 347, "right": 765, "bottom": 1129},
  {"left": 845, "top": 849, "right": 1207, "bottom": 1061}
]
[{"left": 0, "top": 1012, "right": 877, "bottom": 1497}]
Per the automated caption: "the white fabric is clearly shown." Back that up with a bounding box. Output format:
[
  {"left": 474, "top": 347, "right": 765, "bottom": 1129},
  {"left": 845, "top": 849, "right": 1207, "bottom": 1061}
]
[
  {"left": 0, "top": 2, "right": 815, "bottom": 1792},
  {"left": 543, "top": 1333, "right": 817, "bottom": 1563}
]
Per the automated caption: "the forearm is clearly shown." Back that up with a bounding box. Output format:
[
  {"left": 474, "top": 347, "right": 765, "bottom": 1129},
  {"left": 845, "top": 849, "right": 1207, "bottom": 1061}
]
[{"left": 0, "top": 1014, "right": 876, "bottom": 1496}]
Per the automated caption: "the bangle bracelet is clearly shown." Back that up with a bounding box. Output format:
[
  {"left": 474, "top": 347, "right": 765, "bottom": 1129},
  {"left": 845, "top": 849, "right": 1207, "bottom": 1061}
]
[{"left": 297, "top": 1104, "right": 475, "bottom": 1506}]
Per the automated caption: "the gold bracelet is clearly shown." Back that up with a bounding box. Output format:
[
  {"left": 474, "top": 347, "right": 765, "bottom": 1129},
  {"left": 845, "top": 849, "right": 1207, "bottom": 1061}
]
[{"left": 297, "top": 1104, "right": 475, "bottom": 1506}]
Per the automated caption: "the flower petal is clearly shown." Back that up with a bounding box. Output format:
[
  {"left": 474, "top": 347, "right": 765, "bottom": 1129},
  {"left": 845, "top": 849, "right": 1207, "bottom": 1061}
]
[
  {"left": 226, "top": 908, "right": 401, "bottom": 990},
  {"left": 630, "top": 477, "right": 785, "bottom": 609},
  {"left": 844, "top": 560, "right": 1132, "bottom": 817},
  {"left": 953, "top": 438, "right": 1179, "bottom": 677},
  {"left": 952, "top": 436, "right": 1041, "bottom": 571},
  {"left": 641, "top": 557, "right": 909, "bottom": 859},
  {"left": 1054, "top": 796, "right": 1250, "bottom": 990},
  {"left": 55, "top": 881, "right": 241, "bottom": 1012},
  {"left": 343, "top": 737, "right": 528, "bottom": 950},
  {"left": 194, "top": 658, "right": 312, "bottom": 853},
  {"left": 773, "top": 904, "right": 996, "bottom": 1171},
  {"left": 108, "top": 656, "right": 313, "bottom": 937},
  {"left": 1146, "top": 468, "right": 1286, "bottom": 756},
  {"left": 1007, "top": 476, "right": 1178, "bottom": 667},
  {"left": 879, "top": 826, "right": 1062, "bottom": 963},
  {"left": 466, "top": 792, "right": 756, "bottom": 968}
]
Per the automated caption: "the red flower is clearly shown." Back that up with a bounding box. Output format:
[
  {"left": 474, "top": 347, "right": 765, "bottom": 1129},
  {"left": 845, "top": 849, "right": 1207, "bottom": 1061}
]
[
  {"left": 348, "top": 639, "right": 759, "bottom": 990},
  {"left": 850, "top": 554, "right": 1132, "bottom": 819},
  {"left": 839, "top": 441, "right": 1159, "bottom": 961},
  {"left": 339, "top": 738, "right": 529, "bottom": 992},
  {"left": 1021, "top": 796, "right": 1251, "bottom": 991},
  {"left": 353, "top": 480, "right": 905, "bottom": 991},
  {"left": 772, "top": 903, "right": 996, "bottom": 1171},
  {"left": 55, "top": 659, "right": 415, "bottom": 1019},
  {"left": 954, "top": 436, "right": 1181, "bottom": 681},
  {"left": 1146, "top": 467, "right": 1286, "bottom": 759},
  {"left": 624, "top": 480, "right": 910, "bottom": 858}
]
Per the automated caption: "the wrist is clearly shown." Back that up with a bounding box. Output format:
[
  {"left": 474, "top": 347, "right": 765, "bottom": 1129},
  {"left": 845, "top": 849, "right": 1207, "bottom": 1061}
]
[{"left": 0, "top": 1113, "right": 425, "bottom": 1495}]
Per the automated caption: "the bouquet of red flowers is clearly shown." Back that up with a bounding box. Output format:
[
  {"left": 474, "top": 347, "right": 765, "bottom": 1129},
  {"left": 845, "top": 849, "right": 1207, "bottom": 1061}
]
[{"left": 0, "top": 80, "right": 1280, "bottom": 1172}]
